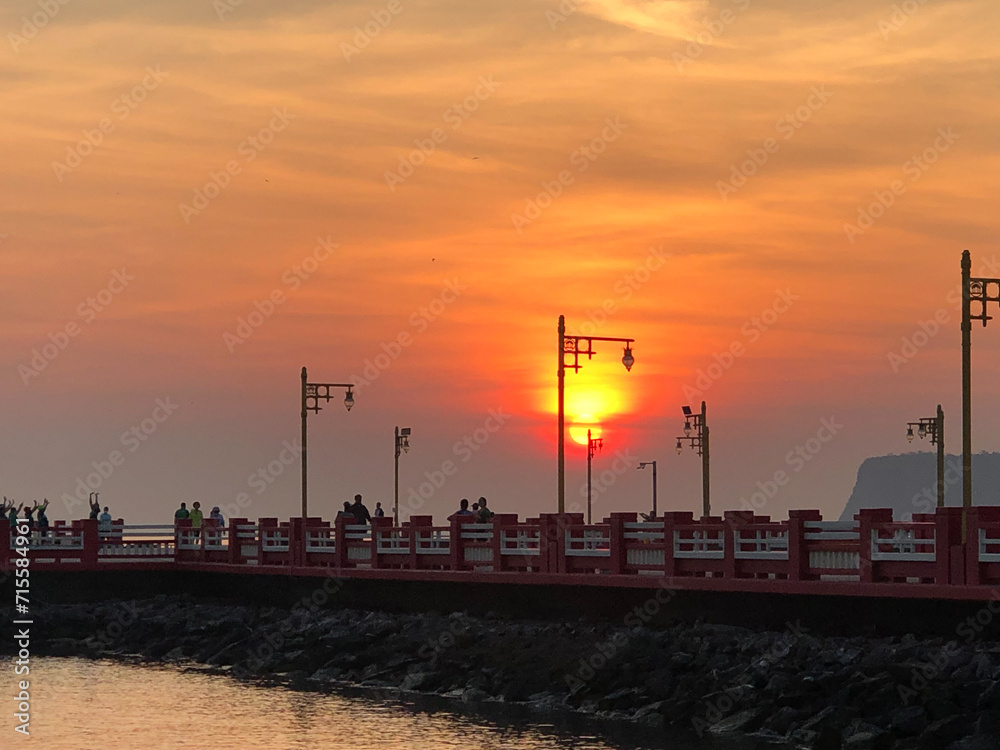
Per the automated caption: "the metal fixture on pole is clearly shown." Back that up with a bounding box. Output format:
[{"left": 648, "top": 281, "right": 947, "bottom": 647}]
[{"left": 300, "top": 366, "right": 354, "bottom": 519}]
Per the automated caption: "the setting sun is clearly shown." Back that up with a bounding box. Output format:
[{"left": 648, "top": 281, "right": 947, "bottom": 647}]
[{"left": 569, "top": 416, "right": 603, "bottom": 445}]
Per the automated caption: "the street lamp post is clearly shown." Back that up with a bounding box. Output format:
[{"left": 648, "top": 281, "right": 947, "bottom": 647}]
[
  {"left": 676, "top": 401, "right": 710, "bottom": 518},
  {"left": 906, "top": 405, "right": 945, "bottom": 508},
  {"left": 394, "top": 426, "right": 411, "bottom": 525},
  {"left": 300, "top": 366, "right": 355, "bottom": 519},
  {"left": 638, "top": 461, "right": 657, "bottom": 518},
  {"left": 586, "top": 429, "right": 603, "bottom": 524},
  {"left": 961, "top": 250, "right": 1000, "bottom": 540},
  {"left": 557, "top": 314, "right": 635, "bottom": 513}
]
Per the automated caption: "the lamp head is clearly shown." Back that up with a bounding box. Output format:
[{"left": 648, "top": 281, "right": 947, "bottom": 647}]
[
  {"left": 906, "top": 426, "right": 914, "bottom": 443},
  {"left": 344, "top": 389, "right": 354, "bottom": 411},
  {"left": 621, "top": 345, "right": 634, "bottom": 372},
  {"left": 684, "top": 419, "right": 692, "bottom": 436},
  {"left": 675, "top": 439, "right": 683, "bottom": 455}
]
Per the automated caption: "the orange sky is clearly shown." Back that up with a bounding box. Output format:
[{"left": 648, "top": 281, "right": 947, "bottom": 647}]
[{"left": 2, "top": 0, "right": 1000, "bottom": 524}]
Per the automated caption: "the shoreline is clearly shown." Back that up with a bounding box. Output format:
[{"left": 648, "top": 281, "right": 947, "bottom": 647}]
[{"left": 4, "top": 596, "right": 1000, "bottom": 749}]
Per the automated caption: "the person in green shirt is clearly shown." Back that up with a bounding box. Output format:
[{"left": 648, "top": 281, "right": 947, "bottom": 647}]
[
  {"left": 174, "top": 503, "right": 189, "bottom": 521},
  {"left": 189, "top": 502, "right": 204, "bottom": 530}
]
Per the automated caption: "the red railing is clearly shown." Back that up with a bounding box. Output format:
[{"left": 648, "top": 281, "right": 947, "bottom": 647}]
[{"left": 4, "top": 505, "right": 998, "bottom": 596}]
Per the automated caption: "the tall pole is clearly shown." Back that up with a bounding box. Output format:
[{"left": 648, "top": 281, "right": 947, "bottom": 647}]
[
  {"left": 651, "top": 461, "right": 658, "bottom": 517},
  {"left": 558, "top": 315, "right": 566, "bottom": 513},
  {"left": 962, "top": 250, "right": 972, "bottom": 542},
  {"left": 701, "top": 401, "right": 710, "bottom": 518},
  {"left": 936, "top": 404, "right": 945, "bottom": 509},
  {"left": 394, "top": 426, "right": 400, "bottom": 526},
  {"left": 301, "top": 366, "right": 308, "bottom": 519},
  {"left": 586, "top": 428, "right": 592, "bottom": 524}
]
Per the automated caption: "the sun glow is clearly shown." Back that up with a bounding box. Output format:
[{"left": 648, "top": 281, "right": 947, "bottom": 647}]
[{"left": 569, "top": 415, "right": 603, "bottom": 445}]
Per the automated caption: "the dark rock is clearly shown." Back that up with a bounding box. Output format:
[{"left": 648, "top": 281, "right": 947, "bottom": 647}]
[
  {"left": 841, "top": 725, "right": 891, "bottom": 750},
  {"left": 671, "top": 652, "right": 694, "bottom": 666},
  {"left": 707, "top": 708, "right": 762, "bottom": 735},
  {"left": 762, "top": 705, "right": 800, "bottom": 735},
  {"left": 917, "top": 716, "right": 970, "bottom": 748},
  {"left": 890, "top": 705, "right": 929, "bottom": 736}
]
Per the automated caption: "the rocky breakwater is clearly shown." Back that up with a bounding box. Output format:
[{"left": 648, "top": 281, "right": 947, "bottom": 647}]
[{"left": 4, "top": 595, "right": 1000, "bottom": 749}]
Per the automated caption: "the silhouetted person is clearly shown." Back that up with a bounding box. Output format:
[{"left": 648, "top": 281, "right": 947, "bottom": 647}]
[
  {"left": 36, "top": 499, "right": 50, "bottom": 538},
  {"left": 190, "top": 502, "right": 204, "bottom": 530},
  {"left": 351, "top": 494, "right": 372, "bottom": 525},
  {"left": 209, "top": 506, "right": 225, "bottom": 528},
  {"left": 476, "top": 496, "right": 494, "bottom": 523},
  {"left": 89, "top": 493, "right": 101, "bottom": 520},
  {"left": 174, "top": 502, "right": 189, "bottom": 521},
  {"left": 336, "top": 502, "right": 355, "bottom": 521},
  {"left": 99, "top": 506, "right": 113, "bottom": 533},
  {"left": 23, "top": 502, "right": 38, "bottom": 533},
  {"left": 373, "top": 502, "right": 385, "bottom": 518},
  {"left": 450, "top": 498, "right": 474, "bottom": 520}
]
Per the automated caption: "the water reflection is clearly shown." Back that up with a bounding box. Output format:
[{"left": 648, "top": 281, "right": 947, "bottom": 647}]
[{"left": 5, "top": 657, "right": 742, "bottom": 750}]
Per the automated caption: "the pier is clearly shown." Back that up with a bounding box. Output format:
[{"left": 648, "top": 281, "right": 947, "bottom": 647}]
[{"left": 8, "top": 505, "right": 1000, "bottom": 602}]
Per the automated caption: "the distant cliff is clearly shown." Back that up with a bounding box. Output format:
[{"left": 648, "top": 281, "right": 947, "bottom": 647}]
[{"left": 839, "top": 452, "right": 1000, "bottom": 521}]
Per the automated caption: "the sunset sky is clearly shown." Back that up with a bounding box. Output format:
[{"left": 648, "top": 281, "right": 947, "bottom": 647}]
[{"left": 3, "top": 0, "right": 999, "bottom": 525}]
